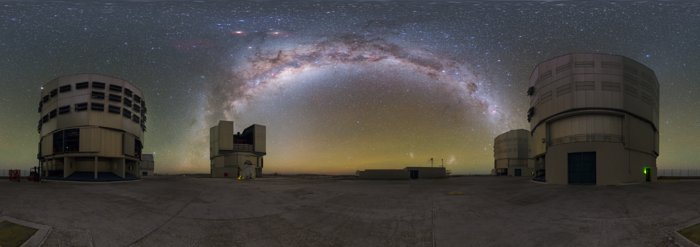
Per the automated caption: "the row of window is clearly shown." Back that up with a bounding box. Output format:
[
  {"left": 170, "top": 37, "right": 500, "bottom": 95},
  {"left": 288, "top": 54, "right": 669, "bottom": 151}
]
[
  {"left": 534, "top": 81, "right": 656, "bottom": 107},
  {"left": 41, "top": 81, "right": 144, "bottom": 106},
  {"left": 41, "top": 89, "right": 147, "bottom": 114},
  {"left": 40, "top": 102, "right": 145, "bottom": 125},
  {"left": 538, "top": 61, "right": 653, "bottom": 82}
]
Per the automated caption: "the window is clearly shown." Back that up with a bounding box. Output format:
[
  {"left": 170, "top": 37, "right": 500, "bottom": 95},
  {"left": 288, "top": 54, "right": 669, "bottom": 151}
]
[
  {"left": 109, "top": 84, "right": 123, "bottom": 92},
  {"left": 42, "top": 114, "right": 49, "bottom": 123},
  {"left": 59, "top": 85, "right": 71, "bottom": 93},
  {"left": 58, "top": 105, "right": 70, "bottom": 115},
  {"left": 42, "top": 95, "right": 49, "bottom": 103},
  {"left": 574, "top": 61, "right": 595, "bottom": 68},
  {"left": 63, "top": 129, "right": 80, "bottom": 153},
  {"left": 123, "top": 98, "right": 132, "bottom": 108},
  {"left": 92, "top": 81, "right": 105, "bottom": 89},
  {"left": 75, "top": 102, "right": 88, "bottom": 111},
  {"left": 575, "top": 81, "right": 595, "bottom": 91},
  {"left": 109, "top": 94, "right": 122, "bottom": 102},
  {"left": 108, "top": 105, "right": 121, "bottom": 114},
  {"left": 76, "top": 81, "right": 89, "bottom": 89},
  {"left": 133, "top": 95, "right": 141, "bottom": 102},
  {"left": 132, "top": 115, "right": 140, "bottom": 123},
  {"left": 53, "top": 131, "right": 64, "bottom": 154},
  {"left": 91, "top": 103, "right": 104, "bottom": 111},
  {"left": 124, "top": 88, "right": 133, "bottom": 97},
  {"left": 123, "top": 109, "right": 132, "bottom": 118},
  {"left": 38, "top": 102, "right": 43, "bottom": 113},
  {"left": 49, "top": 109, "right": 57, "bottom": 119},
  {"left": 132, "top": 104, "right": 141, "bottom": 113},
  {"left": 91, "top": 91, "right": 105, "bottom": 100},
  {"left": 50, "top": 89, "right": 57, "bottom": 97},
  {"left": 555, "top": 63, "right": 572, "bottom": 73}
]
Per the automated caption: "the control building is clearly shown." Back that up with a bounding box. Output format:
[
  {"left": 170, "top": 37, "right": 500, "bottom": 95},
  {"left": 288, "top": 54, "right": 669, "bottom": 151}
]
[
  {"left": 37, "top": 74, "right": 147, "bottom": 181},
  {"left": 210, "top": 121, "right": 266, "bottom": 178},
  {"left": 357, "top": 166, "right": 447, "bottom": 179},
  {"left": 527, "top": 53, "right": 659, "bottom": 185},
  {"left": 493, "top": 129, "right": 531, "bottom": 176}
]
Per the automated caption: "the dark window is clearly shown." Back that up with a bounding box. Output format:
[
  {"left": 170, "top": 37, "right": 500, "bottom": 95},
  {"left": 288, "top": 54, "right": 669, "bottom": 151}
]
[
  {"left": 42, "top": 95, "right": 49, "bottom": 103},
  {"left": 76, "top": 82, "right": 89, "bottom": 89},
  {"left": 108, "top": 105, "right": 121, "bottom": 114},
  {"left": 53, "top": 131, "right": 64, "bottom": 154},
  {"left": 42, "top": 115, "right": 49, "bottom": 123},
  {"left": 63, "top": 129, "right": 80, "bottom": 153},
  {"left": 133, "top": 95, "right": 141, "bottom": 102},
  {"left": 123, "top": 98, "right": 132, "bottom": 108},
  {"left": 50, "top": 89, "right": 57, "bottom": 97},
  {"left": 124, "top": 88, "right": 133, "bottom": 97},
  {"left": 75, "top": 103, "right": 88, "bottom": 111},
  {"left": 49, "top": 109, "right": 57, "bottom": 119},
  {"left": 92, "top": 81, "right": 105, "bottom": 89},
  {"left": 38, "top": 102, "right": 43, "bottom": 113},
  {"left": 132, "top": 104, "right": 141, "bottom": 113},
  {"left": 109, "top": 84, "right": 123, "bottom": 92},
  {"left": 109, "top": 94, "right": 122, "bottom": 102},
  {"left": 132, "top": 115, "right": 140, "bottom": 123},
  {"left": 91, "top": 103, "right": 104, "bottom": 111},
  {"left": 123, "top": 109, "right": 132, "bottom": 118},
  {"left": 59, "top": 85, "right": 71, "bottom": 93},
  {"left": 135, "top": 139, "right": 143, "bottom": 158},
  {"left": 58, "top": 105, "right": 70, "bottom": 115},
  {"left": 91, "top": 91, "right": 105, "bottom": 100}
]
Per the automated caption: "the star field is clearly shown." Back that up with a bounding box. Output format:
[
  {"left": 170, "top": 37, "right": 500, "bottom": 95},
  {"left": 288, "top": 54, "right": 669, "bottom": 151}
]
[{"left": 0, "top": 1, "right": 699, "bottom": 174}]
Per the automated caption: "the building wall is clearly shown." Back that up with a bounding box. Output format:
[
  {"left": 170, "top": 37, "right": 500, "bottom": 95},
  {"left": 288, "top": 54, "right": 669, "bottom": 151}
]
[
  {"left": 358, "top": 169, "right": 408, "bottom": 179},
  {"left": 404, "top": 167, "right": 447, "bottom": 178},
  {"left": 528, "top": 53, "right": 659, "bottom": 184}
]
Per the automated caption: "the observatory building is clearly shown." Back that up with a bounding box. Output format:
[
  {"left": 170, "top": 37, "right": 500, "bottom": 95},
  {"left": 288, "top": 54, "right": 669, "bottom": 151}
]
[
  {"left": 493, "top": 129, "right": 531, "bottom": 176},
  {"left": 210, "top": 121, "right": 266, "bottom": 179},
  {"left": 527, "top": 53, "right": 659, "bottom": 185},
  {"left": 37, "top": 74, "right": 147, "bottom": 181}
]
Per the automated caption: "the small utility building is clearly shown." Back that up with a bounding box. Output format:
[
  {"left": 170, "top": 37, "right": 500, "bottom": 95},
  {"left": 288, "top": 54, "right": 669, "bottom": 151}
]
[
  {"left": 357, "top": 167, "right": 446, "bottom": 179},
  {"left": 210, "top": 121, "right": 266, "bottom": 179}
]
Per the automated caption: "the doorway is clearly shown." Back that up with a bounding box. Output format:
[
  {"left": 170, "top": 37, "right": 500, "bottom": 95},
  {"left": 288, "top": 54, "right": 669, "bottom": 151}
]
[
  {"left": 568, "top": 152, "right": 596, "bottom": 184},
  {"left": 409, "top": 170, "right": 419, "bottom": 179}
]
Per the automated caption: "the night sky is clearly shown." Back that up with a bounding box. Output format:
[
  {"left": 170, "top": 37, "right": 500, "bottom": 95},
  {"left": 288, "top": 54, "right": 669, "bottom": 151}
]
[{"left": 1, "top": 1, "right": 699, "bottom": 175}]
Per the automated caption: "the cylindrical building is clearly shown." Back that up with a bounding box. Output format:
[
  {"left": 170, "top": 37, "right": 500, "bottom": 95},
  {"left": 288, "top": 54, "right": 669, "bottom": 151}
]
[
  {"left": 37, "top": 74, "right": 147, "bottom": 181},
  {"left": 493, "top": 129, "right": 531, "bottom": 177},
  {"left": 528, "top": 53, "right": 659, "bottom": 185}
]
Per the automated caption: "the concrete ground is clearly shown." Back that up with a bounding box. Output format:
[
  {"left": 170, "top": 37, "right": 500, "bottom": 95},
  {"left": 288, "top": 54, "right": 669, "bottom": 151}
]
[{"left": 0, "top": 176, "right": 699, "bottom": 247}]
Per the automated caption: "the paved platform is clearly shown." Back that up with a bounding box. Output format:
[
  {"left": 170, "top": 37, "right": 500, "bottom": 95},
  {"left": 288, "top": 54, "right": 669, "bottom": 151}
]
[{"left": 0, "top": 176, "right": 699, "bottom": 246}]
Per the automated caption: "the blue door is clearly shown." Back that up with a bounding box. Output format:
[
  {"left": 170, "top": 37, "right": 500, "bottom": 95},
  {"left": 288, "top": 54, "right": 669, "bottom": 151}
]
[{"left": 568, "top": 152, "right": 596, "bottom": 184}]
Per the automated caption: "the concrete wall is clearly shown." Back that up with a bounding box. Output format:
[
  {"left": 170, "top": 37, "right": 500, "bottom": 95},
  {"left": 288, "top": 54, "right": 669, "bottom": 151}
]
[{"left": 545, "top": 142, "right": 656, "bottom": 185}]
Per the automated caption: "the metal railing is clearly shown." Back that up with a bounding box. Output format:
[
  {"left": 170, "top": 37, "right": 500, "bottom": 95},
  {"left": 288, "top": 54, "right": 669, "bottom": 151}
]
[
  {"left": 551, "top": 134, "right": 623, "bottom": 145},
  {"left": 0, "top": 169, "right": 31, "bottom": 177}
]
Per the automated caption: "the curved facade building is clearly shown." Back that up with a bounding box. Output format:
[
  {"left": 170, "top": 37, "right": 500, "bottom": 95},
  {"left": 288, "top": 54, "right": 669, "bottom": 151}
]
[
  {"left": 37, "top": 74, "right": 147, "bottom": 181},
  {"left": 493, "top": 129, "right": 531, "bottom": 176},
  {"left": 528, "top": 53, "right": 659, "bottom": 185}
]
